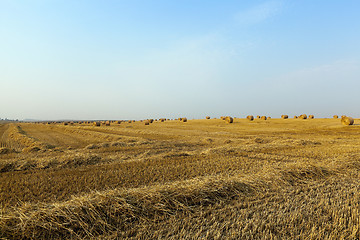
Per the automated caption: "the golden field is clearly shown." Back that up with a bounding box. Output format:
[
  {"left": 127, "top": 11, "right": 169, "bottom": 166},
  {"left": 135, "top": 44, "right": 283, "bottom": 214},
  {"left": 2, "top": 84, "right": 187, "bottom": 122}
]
[{"left": 0, "top": 117, "right": 360, "bottom": 239}]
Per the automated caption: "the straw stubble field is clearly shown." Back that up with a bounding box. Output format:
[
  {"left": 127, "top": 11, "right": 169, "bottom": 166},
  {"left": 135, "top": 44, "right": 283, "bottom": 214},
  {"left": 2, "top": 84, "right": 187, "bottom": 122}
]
[{"left": 0, "top": 117, "right": 360, "bottom": 239}]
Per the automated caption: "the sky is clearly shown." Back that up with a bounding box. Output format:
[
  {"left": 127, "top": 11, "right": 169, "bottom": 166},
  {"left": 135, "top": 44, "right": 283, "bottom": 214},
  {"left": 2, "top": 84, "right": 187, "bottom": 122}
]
[{"left": 1, "top": 0, "right": 360, "bottom": 120}]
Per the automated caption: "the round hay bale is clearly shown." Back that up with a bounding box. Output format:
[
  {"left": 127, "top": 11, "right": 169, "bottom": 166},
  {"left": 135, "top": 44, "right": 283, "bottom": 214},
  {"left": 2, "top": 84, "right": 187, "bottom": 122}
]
[
  {"left": 105, "top": 121, "right": 111, "bottom": 126},
  {"left": 247, "top": 115, "right": 254, "bottom": 121},
  {"left": 281, "top": 115, "right": 289, "bottom": 119},
  {"left": 182, "top": 118, "right": 187, "bottom": 122},
  {"left": 294, "top": 116, "right": 298, "bottom": 119},
  {"left": 93, "top": 122, "right": 101, "bottom": 127},
  {"left": 225, "top": 116, "right": 233, "bottom": 123},
  {"left": 63, "top": 122, "right": 68, "bottom": 126},
  {"left": 206, "top": 116, "right": 210, "bottom": 119},
  {"left": 308, "top": 115, "right": 314, "bottom": 119},
  {"left": 220, "top": 116, "right": 226, "bottom": 120},
  {"left": 341, "top": 116, "right": 354, "bottom": 126},
  {"left": 144, "top": 120, "right": 150, "bottom": 125},
  {"left": 256, "top": 116, "right": 260, "bottom": 119},
  {"left": 260, "top": 116, "right": 267, "bottom": 120},
  {"left": 149, "top": 119, "right": 154, "bottom": 123},
  {"left": 299, "top": 114, "right": 307, "bottom": 119},
  {"left": 333, "top": 115, "right": 338, "bottom": 119},
  {"left": 268, "top": 117, "right": 271, "bottom": 119}
]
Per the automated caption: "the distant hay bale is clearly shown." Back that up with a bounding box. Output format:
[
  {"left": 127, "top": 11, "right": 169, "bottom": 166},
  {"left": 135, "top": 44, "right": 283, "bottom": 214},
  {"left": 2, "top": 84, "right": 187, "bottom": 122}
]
[
  {"left": 308, "top": 115, "right": 314, "bottom": 119},
  {"left": 128, "top": 120, "right": 132, "bottom": 123},
  {"left": 341, "top": 116, "right": 354, "bottom": 126},
  {"left": 144, "top": 120, "right": 150, "bottom": 125},
  {"left": 220, "top": 116, "right": 226, "bottom": 120},
  {"left": 333, "top": 115, "right": 338, "bottom": 119},
  {"left": 93, "top": 122, "right": 101, "bottom": 127},
  {"left": 257, "top": 116, "right": 260, "bottom": 119},
  {"left": 63, "top": 122, "right": 68, "bottom": 126},
  {"left": 105, "top": 121, "right": 111, "bottom": 126},
  {"left": 247, "top": 115, "right": 254, "bottom": 121},
  {"left": 149, "top": 119, "right": 154, "bottom": 123},
  {"left": 206, "top": 116, "right": 210, "bottom": 119},
  {"left": 260, "top": 116, "right": 267, "bottom": 120},
  {"left": 281, "top": 115, "right": 289, "bottom": 119},
  {"left": 160, "top": 118, "right": 165, "bottom": 122},
  {"left": 299, "top": 114, "right": 307, "bottom": 119},
  {"left": 268, "top": 117, "right": 271, "bottom": 119},
  {"left": 116, "top": 121, "right": 121, "bottom": 124},
  {"left": 294, "top": 116, "right": 298, "bottom": 119},
  {"left": 225, "top": 116, "right": 233, "bottom": 123},
  {"left": 182, "top": 118, "right": 188, "bottom": 122}
]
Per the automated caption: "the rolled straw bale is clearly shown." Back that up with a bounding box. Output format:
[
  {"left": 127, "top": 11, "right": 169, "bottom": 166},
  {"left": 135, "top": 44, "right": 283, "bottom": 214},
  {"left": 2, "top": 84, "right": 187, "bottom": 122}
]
[
  {"left": 333, "top": 115, "right": 338, "bottom": 119},
  {"left": 308, "top": 115, "right": 314, "bottom": 119},
  {"left": 261, "top": 116, "right": 267, "bottom": 120},
  {"left": 299, "top": 114, "right": 307, "bottom": 119},
  {"left": 206, "top": 116, "right": 210, "bottom": 119},
  {"left": 247, "top": 115, "right": 254, "bottom": 121},
  {"left": 93, "top": 122, "right": 101, "bottom": 127},
  {"left": 294, "top": 116, "right": 298, "bottom": 119},
  {"left": 225, "top": 116, "right": 233, "bottom": 123},
  {"left": 144, "top": 120, "right": 150, "bottom": 125},
  {"left": 182, "top": 118, "right": 188, "bottom": 122},
  {"left": 105, "top": 121, "right": 111, "bottom": 126},
  {"left": 341, "top": 116, "right": 354, "bottom": 126},
  {"left": 281, "top": 115, "right": 289, "bottom": 119}
]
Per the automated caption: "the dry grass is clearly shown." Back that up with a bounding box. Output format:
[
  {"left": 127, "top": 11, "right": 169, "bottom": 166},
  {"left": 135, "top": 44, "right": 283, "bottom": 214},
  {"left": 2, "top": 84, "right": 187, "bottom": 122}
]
[{"left": 1, "top": 118, "right": 360, "bottom": 239}]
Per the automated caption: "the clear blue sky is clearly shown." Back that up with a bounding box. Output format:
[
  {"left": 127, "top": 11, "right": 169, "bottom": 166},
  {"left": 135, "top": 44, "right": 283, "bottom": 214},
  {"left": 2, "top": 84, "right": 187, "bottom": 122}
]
[{"left": 1, "top": 0, "right": 359, "bottom": 120}]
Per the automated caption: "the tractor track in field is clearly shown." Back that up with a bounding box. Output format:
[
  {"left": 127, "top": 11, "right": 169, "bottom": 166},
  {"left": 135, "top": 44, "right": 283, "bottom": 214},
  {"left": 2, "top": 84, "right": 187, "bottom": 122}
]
[
  {"left": 20, "top": 125, "right": 91, "bottom": 148},
  {"left": 0, "top": 123, "right": 10, "bottom": 148}
]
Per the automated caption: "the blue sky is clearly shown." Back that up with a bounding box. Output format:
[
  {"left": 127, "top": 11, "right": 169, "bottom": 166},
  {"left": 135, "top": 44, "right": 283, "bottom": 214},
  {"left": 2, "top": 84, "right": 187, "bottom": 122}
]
[{"left": 1, "top": 0, "right": 359, "bottom": 120}]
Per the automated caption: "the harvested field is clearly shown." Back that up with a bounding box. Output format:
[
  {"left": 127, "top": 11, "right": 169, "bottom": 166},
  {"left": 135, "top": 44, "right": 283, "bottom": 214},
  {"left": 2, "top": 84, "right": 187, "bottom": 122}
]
[{"left": 1, "top": 118, "right": 360, "bottom": 239}]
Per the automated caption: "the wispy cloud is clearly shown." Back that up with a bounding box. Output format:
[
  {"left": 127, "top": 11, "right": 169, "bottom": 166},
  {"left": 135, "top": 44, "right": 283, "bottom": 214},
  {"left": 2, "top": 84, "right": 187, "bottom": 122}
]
[{"left": 233, "top": 0, "right": 284, "bottom": 26}]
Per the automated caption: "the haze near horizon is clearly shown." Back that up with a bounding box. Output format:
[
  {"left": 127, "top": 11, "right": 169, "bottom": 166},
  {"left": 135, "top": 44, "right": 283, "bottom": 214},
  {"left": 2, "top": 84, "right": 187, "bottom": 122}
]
[{"left": 1, "top": 1, "right": 360, "bottom": 120}]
